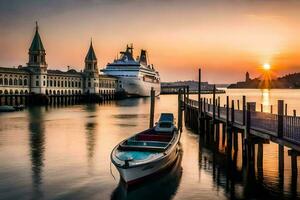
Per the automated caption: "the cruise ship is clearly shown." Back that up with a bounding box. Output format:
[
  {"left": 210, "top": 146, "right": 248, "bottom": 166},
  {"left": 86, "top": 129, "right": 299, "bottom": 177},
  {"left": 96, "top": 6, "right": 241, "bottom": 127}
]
[{"left": 101, "top": 44, "right": 160, "bottom": 97}]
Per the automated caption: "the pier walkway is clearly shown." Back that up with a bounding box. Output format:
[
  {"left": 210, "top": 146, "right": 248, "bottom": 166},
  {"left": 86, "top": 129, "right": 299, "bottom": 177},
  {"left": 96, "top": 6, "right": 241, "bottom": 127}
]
[{"left": 185, "top": 97, "right": 300, "bottom": 151}]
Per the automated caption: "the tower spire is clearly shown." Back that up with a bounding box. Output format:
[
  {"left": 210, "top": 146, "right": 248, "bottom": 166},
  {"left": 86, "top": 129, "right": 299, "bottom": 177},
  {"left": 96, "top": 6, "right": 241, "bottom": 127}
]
[
  {"left": 35, "top": 21, "right": 38, "bottom": 31},
  {"left": 28, "top": 22, "right": 46, "bottom": 68}
]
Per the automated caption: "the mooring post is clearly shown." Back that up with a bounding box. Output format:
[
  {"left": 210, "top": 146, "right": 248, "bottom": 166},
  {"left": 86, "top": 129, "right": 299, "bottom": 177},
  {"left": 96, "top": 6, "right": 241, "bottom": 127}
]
[
  {"left": 226, "top": 96, "right": 229, "bottom": 126},
  {"left": 217, "top": 96, "right": 220, "bottom": 118},
  {"left": 231, "top": 100, "right": 235, "bottom": 124},
  {"left": 237, "top": 99, "right": 240, "bottom": 110},
  {"left": 149, "top": 87, "right": 155, "bottom": 128},
  {"left": 213, "top": 84, "right": 216, "bottom": 121},
  {"left": 288, "top": 150, "right": 299, "bottom": 182},
  {"left": 285, "top": 104, "right": 288, "bottom": 116},
  {"left": 278, "top": 144, "right": 284, "bottom": 179},
  {"left": 242, "top": 95, "right": 246, "bottom": 126},
  {"left": 278, "top": 100, "right": 284, "bottom": 138},
  {"left": 245, "top": 102, "right": 255, "bottom": 140},
  {"left": 294, "top": 110, "right": 296, "bottom": 117},
  {"left": 261, "top": 104, "right": 263, "bottom": 112},
  {"left": 257, "top": 143, "right": 263, "bottom": 172},
  {"left": 271, "top": 105, "right": 273, "bottom": 114},
  {"left": 178, "top": 89, "right": 183, "bottom": 132},
  {"left": 198, "top": 68, "right": 201, "bottom": 134}
]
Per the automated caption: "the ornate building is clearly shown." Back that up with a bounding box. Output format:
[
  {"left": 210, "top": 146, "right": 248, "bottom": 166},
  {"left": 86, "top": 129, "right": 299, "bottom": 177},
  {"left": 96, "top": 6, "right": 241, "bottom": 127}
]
[{"left": 0, "top": 23, "right": 117, "bottom": 98}]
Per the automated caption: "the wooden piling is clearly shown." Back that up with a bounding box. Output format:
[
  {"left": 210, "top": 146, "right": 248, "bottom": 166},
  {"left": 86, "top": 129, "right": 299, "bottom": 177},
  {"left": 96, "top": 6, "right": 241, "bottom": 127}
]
[
  {"left": 213, "top": 84, "right": 216, "bottom": 121},
  {"left": 278, "top": 100, "right": 284, "bottom": 138},
  {"left": 178, "top": 89, "right": 183, "bottom": 132},
  {"left": 198, "top": 68, "right": 201, "bottom": 134},
  {"left": 278, "top": 144, "right": 284, "bottom": 178},
  {"left": 242, "top": 95, "right": 246, "bottom": 125},
  {"left": 231, "top": 100, "right": 235, "bottom": 123},
  {"left": 226, "top": 96, "right": 229, "bottom": 126},
  {"left": 257, "top": 143, "right": 263, "bottom": 171},
  {"left": 217, "top": 96, "right": 220, "bottom": 118},
  {"left": 285, "top": 104, "right": 288, "bottom": 116},
  {"left": 293, "top": 109, "right": 296, "bottom": 117},
  {"left": 271, "top": 105, "right": 273, "bottom": 114},
  {"left": 149, "top": 87, "right": 155, "bottom": 128},
  {"left": 288, "top": 150, "right": 299, "bottom": 180}
]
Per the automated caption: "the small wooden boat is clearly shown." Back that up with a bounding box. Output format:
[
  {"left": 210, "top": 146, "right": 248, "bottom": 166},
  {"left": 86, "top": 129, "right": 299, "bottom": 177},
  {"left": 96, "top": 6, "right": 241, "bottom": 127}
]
[{"left": 111, "top": 113, "right": 181, "bottom": 185}]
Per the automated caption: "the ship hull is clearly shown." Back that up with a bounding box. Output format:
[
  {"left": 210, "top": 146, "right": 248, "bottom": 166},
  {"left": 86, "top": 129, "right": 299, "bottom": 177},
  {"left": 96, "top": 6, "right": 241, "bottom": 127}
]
[{"left": 119, "top": 77, "right": 160, "bottom": 97}]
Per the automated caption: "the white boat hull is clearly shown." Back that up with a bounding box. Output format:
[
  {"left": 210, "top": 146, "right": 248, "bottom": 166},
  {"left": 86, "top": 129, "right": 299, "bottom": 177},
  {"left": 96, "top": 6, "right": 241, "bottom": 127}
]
[
  {"left": 115, "top": 144, "right": 180, "bottom": 184},
  {"left": 119, "top": 77, "right": 160, "bottom": 97}
]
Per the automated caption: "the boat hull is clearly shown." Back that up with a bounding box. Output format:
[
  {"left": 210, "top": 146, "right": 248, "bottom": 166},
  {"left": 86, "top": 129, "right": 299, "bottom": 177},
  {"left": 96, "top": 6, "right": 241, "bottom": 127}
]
[
  {"left": 114, "top": 143, "right": 180, "bottom": 185},
  {"left": 118, "top": 77, "right": 160, "bottom": 97}
]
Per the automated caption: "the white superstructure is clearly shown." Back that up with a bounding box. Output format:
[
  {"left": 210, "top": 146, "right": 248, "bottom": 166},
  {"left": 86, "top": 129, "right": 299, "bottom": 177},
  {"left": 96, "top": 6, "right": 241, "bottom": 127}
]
[{"left": 101, "top": 45, "right": 160, "bottom": 97}]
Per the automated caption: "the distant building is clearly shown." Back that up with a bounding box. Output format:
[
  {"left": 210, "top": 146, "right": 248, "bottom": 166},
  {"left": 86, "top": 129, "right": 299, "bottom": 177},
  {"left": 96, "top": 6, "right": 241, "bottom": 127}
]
[
  {"left": 245, "top": 71, "right": 250, "bottom": 82},
  {"left": 0, "top": 23, "right": 117, "bottom": 97}
]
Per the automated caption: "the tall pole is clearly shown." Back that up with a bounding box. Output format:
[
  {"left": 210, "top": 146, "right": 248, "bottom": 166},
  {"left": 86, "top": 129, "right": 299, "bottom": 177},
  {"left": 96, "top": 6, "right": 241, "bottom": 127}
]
[
  {"left": 149, "top": 87, "right": 155, "bottom": 128},
  {"left": 198, "top": 68, "right": 201, "bottom": 134},
  {"left": 213, "top": 84, "right": 216, "bottom": 121},
  {"left": 178, "top": 89, "right": 183, "bottom": 131}
]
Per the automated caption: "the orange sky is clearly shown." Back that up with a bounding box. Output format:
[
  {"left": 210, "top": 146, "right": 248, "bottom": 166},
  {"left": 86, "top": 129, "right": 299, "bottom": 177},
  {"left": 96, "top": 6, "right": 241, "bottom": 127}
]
[{"left": 1, "top": 0, "right": 300, "bottom": 83}]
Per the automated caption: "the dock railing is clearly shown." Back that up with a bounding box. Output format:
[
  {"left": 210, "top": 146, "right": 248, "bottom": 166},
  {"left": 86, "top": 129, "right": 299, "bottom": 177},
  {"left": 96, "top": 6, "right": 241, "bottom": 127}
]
[{"left": 184, "top": 97, "right": 300, "bottom": 146}]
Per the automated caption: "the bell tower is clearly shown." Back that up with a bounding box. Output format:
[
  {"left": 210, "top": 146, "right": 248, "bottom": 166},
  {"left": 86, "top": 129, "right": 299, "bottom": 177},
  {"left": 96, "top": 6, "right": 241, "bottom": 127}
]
[
  {"left": 27, "top": 22, "right": 47, "bottom": 94},
  {"left": 28, "top": 22, "right": 47, "bottom": 69},
  {"left": 84, "top": 40, "right": 99, "bottom": 94}
]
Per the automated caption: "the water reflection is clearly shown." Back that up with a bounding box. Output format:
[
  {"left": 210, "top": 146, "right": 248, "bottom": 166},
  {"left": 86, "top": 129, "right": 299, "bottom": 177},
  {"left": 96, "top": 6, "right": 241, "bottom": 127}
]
[
  {"left": 28, "top": 107, "right": 45, "bottom": 199},
  {"left": 198, "top": 126, "right": 300, "bottom": 199},
  {"left": 84, "top": 104, "right": 97, "bottom": 169},
  {"left": 261, "top": 89, "right": 270, "bottom": 112},
  {"left": 111, "top": 149, "right": 183, "bottom": 200}
]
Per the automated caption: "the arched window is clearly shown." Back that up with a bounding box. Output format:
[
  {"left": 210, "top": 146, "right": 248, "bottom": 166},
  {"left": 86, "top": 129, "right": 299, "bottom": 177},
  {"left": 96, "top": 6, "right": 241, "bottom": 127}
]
[
  {"left": 72, "top": 81, "right": 74, "bottom": 87},
  {"left": 15, "top": 90, "right": 19, "bottom": 94},
  {"left": 14, "top": 78, "right": 18, "bottom": 85},
  {"left": 65, "top": 81, "right": 67, "bottom": 87},
  {"left": 54, "top": 80, "right": 56, "bottom": 87},
  {"left": 4, "top": 78, "right": 8, "bottom": 85},
  {"left": 61, "top": 81, "right": 64, "bottom": 87},
  {"left": 0, "top": 90, "right": 2, "bottom": 94},
  {"left": 24, "top": 79, "right": 28, "bottom": 86},
  {"left": 4, "top": 90, "right": 8, "bottom": 94},
  {"left": 20, "top": 90, "right": 24, "bottom": 94},
  {"left": 19, "top": 78, "right": 22, "bottom": 85},
  {"left": 50, "top": 80, "right": 53, "bottom": 87},
  {"left": 0, "top": 78, "right": 2, "bottom": 85},
  {"left": 9, "top": 89, "right": 13, "bottom": 94},
  {"left": 9, "top": 78, "right": 13, "bottom": 85}
]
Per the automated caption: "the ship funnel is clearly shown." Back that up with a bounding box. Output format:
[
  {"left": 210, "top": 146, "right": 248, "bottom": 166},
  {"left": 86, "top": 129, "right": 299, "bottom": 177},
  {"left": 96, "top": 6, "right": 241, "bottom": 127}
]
[{"left": 139, "top": 49, "right": 147, "bottom": 66}]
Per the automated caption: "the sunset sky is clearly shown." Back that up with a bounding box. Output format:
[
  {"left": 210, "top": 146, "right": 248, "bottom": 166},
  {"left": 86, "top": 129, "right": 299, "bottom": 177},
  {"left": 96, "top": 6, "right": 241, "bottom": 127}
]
[{"left": 1, "top": 0, "right": 300, "bottom": 83}]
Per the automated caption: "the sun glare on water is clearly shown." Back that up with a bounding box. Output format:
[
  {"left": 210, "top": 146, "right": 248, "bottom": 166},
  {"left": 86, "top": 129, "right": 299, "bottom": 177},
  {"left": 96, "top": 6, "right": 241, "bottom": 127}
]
[{"left": 263, "top": 63, "right": 271, "bottom": 70}]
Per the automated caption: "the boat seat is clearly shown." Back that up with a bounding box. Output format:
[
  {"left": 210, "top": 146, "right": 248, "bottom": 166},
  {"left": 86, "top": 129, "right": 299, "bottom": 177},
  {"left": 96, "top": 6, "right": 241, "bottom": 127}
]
[{"left": 135, "top": 134, "right": 173, "bottom": 142}]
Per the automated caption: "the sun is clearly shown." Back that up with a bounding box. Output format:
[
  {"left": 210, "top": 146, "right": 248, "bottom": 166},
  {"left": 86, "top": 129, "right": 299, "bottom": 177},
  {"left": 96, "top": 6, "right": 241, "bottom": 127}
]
[{"left": 263, "top": 63, "right": 271, "bottom": 70}]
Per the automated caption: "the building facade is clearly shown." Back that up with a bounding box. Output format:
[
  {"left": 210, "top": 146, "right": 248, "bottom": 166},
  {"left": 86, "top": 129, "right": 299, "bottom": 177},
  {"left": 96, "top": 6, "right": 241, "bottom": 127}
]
[{"left": 0, "top": 23, "right": 117, "bottom": 98}]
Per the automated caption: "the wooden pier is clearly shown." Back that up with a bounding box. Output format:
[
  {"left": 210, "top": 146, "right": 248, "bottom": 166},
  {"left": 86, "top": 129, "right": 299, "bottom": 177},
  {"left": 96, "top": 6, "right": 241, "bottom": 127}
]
[{"left": 181, "top": 68, "right": 300, "bottom": 191}]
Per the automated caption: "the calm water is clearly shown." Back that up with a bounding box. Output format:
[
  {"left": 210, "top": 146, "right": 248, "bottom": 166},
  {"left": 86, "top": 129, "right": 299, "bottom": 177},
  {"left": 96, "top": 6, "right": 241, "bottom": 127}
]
[{"left": 0, "top": 89, "right": 300, "bottom": 200}]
